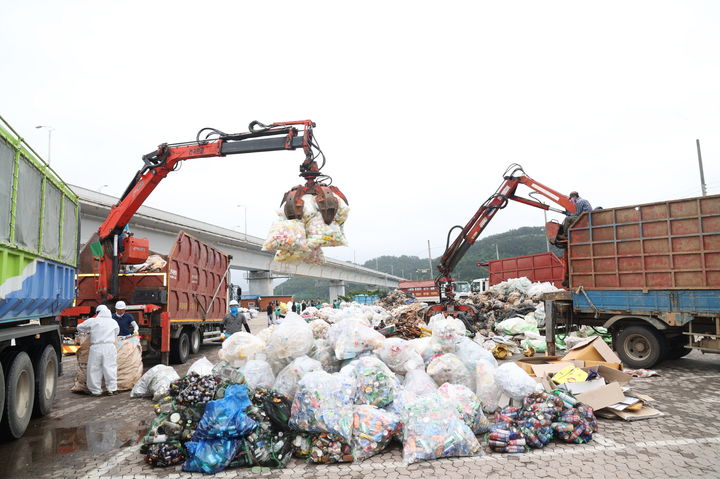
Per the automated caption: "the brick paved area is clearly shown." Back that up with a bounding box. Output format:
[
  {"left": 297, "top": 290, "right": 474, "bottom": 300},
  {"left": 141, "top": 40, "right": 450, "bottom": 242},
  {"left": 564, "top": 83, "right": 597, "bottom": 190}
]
[{"left": 2, "top": 317, "right": 719, "bottom": 479}]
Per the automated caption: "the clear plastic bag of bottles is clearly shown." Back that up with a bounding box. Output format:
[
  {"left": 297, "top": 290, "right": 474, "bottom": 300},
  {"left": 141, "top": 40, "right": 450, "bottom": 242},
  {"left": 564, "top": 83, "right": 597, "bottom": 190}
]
[
  {"left": 437, "top": 382, "right": 489, "bottom": 434},
  {"left": 350, "top": 405, "right": 400, "bottom": 462},
  {"left": 426, "top": 353, "right": 474, "bottom": 390},
  {"left": 272, "top": 356, "right": 323, "bottom": 399},
  {"left": 401, "top": 392, "right": 481, "bottom": 464},
  {"left": 344, "top": 356, "right": 398, "bottom": 407},
  {"left": 289, "top": 371, "right": 356, "bottom": 441}
]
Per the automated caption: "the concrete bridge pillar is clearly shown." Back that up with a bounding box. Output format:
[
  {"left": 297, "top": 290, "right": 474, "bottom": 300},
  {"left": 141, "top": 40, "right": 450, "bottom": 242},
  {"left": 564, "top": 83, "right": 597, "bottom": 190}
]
[
  {"left": 328, "top": 280, "right": 346, "bottom": 301},
  {"left": 248, "top": 270, "right": 273, "bottom": 296}
]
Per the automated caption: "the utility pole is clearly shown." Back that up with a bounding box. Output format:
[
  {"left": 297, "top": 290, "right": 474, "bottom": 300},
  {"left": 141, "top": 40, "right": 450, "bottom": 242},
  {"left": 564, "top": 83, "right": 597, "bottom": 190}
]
[
  {"left": 697, "top": 139, "right": 707, "bottom": 196},
  {"left": 495, "top": 243, "right": 500, "bottom": 260},
  {"left": 390, "top": 264, "right": 394, "bottom": 275},
  {"left": 427, "top": 240, "right": 434, "bottom": 280},
  {"left": 375, "top": 258, "right": 379, "bottom": 271}
]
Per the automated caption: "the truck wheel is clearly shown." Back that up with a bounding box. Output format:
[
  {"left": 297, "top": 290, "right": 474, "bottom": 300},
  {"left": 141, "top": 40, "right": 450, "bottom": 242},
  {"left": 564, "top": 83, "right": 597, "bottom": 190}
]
[
  {"left": 665, "top": 338, "right": 692, "bottom": 360},
  {"left": 616, "top": 325, "right": 664, "bottom": 369},
  {"left": 33, "top": 345, "right": 58, "bottom": 418},
  {"left": 171, "top": 331, "right": 190, "bottom": 364},
  {"left": 1, "top": 351, "right": 36, "bottom": 439},
  {"left": 0, "top": 364, "right": 5, "bottom": 425},
  {"left": 190, "top": 328, "right": 201, "bottom": 355}
]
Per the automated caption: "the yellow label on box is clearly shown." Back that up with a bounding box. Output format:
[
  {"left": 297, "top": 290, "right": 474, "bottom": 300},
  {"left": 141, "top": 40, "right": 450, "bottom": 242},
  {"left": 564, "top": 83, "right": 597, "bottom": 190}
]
[{"left": 552, "top": 366, "right": 589, "bottom": 384}]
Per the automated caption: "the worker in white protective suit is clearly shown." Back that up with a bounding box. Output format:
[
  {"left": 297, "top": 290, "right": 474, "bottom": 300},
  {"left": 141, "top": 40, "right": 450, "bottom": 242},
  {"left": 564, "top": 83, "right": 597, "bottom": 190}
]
[{"left": 77, "top": 305, "right": 120, "bottom": 396}]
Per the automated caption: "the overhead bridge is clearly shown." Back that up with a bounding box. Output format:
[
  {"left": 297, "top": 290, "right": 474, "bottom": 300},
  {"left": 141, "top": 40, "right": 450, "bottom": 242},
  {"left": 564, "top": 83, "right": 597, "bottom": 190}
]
[{"left": 72, "top": 185, "right": 403, "bottom": 300}]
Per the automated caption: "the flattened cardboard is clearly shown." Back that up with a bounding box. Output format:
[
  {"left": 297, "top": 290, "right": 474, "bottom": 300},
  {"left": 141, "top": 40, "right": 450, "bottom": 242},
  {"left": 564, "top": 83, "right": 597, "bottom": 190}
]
[
  {"left": 562, "top": 337, "right": 622, "bottom": 365},
  {"left": 583, "top": 360, "right": 622, "bottom": 370},
  {"left": 516, "top": 356, "right": 565, "bottom": 375},
  {"left": 603, "top": 406, "right": 663, "bottom": 421},
  {"left": 576, "top": 381, "right": 625, "bottom": 410},
  {"left": 593, "top": 365, "right": 632, "bottom": 386}
]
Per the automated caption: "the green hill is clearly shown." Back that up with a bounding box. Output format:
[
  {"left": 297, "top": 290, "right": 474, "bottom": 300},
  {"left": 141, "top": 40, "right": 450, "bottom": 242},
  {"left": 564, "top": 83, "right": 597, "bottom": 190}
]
[{"left": 275, "top": 226, "right": 562, "bottom": 300}]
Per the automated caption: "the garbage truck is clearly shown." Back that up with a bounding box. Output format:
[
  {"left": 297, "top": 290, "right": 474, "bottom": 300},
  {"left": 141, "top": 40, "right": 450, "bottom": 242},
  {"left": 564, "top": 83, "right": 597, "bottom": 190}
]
[
  {"left": 543, "top": 194, "right": 720, "bottom": 368},
  {"left": 0, "top": 115, "right": 77, "bottom": 439},
  {"left": 426, "top": 163, "right": 719, "bottom": 368}
]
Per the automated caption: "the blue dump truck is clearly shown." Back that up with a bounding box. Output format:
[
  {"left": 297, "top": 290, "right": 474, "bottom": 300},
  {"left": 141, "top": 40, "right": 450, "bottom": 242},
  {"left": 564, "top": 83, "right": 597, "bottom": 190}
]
[
  {"left": 545, "top": 194, "right": 720, "bottom": 368},
  {"left": 0, "top": 115, "right": 78, "bottom": 439}
]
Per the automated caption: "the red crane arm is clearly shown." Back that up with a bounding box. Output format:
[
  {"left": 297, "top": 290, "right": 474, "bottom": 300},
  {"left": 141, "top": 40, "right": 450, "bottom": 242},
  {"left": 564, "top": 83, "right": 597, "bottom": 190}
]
[
  {"left": 95, "top": 120, "right": 326, "bottom": 301},
  {"left": 436, "top": 164, "right": 576, "bottom": 284}
]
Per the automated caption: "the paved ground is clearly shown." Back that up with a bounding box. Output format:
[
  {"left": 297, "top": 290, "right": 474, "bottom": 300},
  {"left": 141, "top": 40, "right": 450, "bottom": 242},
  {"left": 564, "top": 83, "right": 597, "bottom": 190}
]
[{"left": 2, "top": 314, "right": 720, "bottom": 479}]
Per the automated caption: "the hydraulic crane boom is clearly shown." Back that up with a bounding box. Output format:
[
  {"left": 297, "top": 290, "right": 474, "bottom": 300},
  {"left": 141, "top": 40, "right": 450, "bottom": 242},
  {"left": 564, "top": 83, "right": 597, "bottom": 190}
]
[
  {"left": 93, "top": 120, "right": 347, "bottom": 301},
  {"left": 427, "top": 164, "right": 575, "bottom": 319}
]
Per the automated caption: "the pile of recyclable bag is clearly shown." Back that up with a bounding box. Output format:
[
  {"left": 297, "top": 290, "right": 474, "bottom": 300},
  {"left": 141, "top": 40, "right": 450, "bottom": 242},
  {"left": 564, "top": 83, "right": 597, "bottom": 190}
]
[
  {"left": 138, "top": 300, "right": 603, "bottom": 474},
  {"left": 72, "top": 334, "right": 143, "bottom": 394},
  {"left": 263, "top": 194, "right": 349, "bottom": 264}
]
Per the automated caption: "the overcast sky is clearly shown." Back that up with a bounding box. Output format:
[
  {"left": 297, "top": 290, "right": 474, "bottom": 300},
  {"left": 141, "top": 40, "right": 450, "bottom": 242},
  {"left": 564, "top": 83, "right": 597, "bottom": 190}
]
[{"left": 2, "top": 1, "right": 719, "bottom": 269}]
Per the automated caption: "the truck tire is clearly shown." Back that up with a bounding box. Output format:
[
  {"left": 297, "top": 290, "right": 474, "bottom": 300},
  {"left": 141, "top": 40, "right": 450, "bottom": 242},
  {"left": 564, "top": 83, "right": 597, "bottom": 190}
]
[
  {"left": 33, "top": 345, "right": 58, "bottom": 418},
  {"left": 1, "top": 351, "right": 36, "bottom": 439},
  {"left": 190, "top": 328, "right": 201, "bottom": 355},
  {"left": 665, "top": 337, "right": 692, "bottom": 360},
  {"left": 0, "top": 363, "right": 5, "bottom": 425},
  {"left": 171, "top": 331, "right": 190, "bottom": 364},
  {"left": 616, "top": 325, "right": 665, "bottom": 369}
]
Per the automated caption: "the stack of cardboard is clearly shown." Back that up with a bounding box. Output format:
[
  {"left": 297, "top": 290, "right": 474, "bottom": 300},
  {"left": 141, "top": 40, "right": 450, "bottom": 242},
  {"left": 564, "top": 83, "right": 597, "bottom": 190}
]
[{"left": 516, "top": 337, "right": 662, "bottom": 421}]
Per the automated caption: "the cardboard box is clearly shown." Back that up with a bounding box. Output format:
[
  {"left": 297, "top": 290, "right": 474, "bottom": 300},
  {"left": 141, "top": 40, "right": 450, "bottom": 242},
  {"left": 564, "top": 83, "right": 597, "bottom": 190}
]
[
  {"left": 562, "top": 337, "right": 623, "bottom": 367},
  {"left": 541, "top": 365, "right": 632, "bottom": 411},
  {"left": 516, "top": 356, "right": 565, "bottom": 376}
]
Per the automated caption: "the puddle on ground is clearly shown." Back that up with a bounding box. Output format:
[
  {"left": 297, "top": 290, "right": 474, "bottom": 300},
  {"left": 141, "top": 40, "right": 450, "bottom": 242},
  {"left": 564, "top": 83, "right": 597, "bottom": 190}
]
[{"left": 0, "top": 419, "right": 149, "bottom": 476}]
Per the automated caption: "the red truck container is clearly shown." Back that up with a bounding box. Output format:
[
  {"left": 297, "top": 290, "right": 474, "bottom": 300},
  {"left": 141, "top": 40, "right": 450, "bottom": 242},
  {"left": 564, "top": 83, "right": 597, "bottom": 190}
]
[
  {"left": 61, "top": 231, "right": 231, "bottom": 364},
  {"left": 481, "top": 252, "right": 565, "bottom": 288},
  {"left": 568, "top": 195, "right": 720, "bottom": 290},
  {"left": 543, "top": 194, "right": 720, "bottom": 369},
  {"left": 398, "top": 280, "right": 440, "bottom": 303}
]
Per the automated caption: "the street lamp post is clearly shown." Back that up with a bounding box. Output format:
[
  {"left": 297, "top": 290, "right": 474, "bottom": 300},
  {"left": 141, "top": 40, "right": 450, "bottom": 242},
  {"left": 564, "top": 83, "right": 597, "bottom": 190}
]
[
  {"left": 35, "top": 125, "right": 53, "bottom": 164},
  {"left": 237, "top": 205, "right": 247, "bottom": 240}
]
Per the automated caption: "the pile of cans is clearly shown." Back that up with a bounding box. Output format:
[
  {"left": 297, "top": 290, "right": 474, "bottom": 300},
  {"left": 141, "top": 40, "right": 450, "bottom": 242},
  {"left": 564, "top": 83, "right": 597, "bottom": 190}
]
[{"left": 487, "top": 392, "right": 598, "bottom": 453}]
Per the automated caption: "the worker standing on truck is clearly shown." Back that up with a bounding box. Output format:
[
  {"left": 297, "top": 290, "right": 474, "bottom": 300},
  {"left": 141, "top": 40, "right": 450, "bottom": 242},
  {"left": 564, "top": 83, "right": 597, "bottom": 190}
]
[
  {"left": 113, "top": 301, "right": 139, "bottom": 336},
  {"left": 224, "top": 299, "right": 251, "bottom": 334},
  {"left": 77, "top": 305, "right": 119, "bottom": 397},
  {"left": 558, "top": 191, "right": 592, "bottom": 240}
]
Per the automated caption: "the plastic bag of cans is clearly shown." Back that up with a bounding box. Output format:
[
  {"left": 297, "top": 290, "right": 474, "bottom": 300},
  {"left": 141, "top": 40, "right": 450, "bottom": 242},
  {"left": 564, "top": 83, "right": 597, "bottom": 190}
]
[
  {"left": 344, "top": 356, "right": 398, "bottom": 407},
  {"left": 350, "top": 405, "right": 400, "bottom": 461},
  {"left": 309, "top": 338, "right": 341, "bottom": 373},
  {"left": 262, "top": 219, "right": 307, "bottom": 253},
  {"left": 309, "top": 319, "right": 330, "bottom": 339},
  {"left": 403, "top": 369, "right": 438, "bottom": 396},
  {"left": 437, "top": 383, "right": 490, "bottom": 434},
  {"left": 289, "top": 371, "right": 356, "bottom": 441},
  {"left": 332, "top": 320, "right": 385, "bottom": 360},
  {"left": 401, "top": 392, "right": 481, "bottom": 464},
  {"left": 493, "top": 362, "right": 538, "bottom": 401}
]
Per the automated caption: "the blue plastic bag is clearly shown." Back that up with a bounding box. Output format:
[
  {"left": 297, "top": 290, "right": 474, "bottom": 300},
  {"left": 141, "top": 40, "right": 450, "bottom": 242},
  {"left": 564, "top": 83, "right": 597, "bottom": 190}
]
[
  {"left": 193, "top": 384, "right": 257, "bottom": 439},
  {"left": 182, "top": 439, "right": 241, "bottom": 474}
]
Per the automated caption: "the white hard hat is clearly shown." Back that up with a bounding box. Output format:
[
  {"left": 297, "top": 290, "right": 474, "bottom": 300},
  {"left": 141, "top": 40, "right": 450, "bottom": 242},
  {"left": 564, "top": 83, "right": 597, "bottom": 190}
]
[
  {"left": 115, "top": 300, "right": 127, "bottom": 309},
  {"left": 229, "top": 300, "right": 239, "bottom": 306}
]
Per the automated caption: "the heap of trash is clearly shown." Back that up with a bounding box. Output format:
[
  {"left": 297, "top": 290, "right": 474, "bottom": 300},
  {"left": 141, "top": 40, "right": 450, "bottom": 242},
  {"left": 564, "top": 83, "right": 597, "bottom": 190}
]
[
  {"left": 135, "top": 300, "right": 606, "bottom": 474},
  {"left": 262, "top": 194, "right": 349, "bottom": 264}
]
